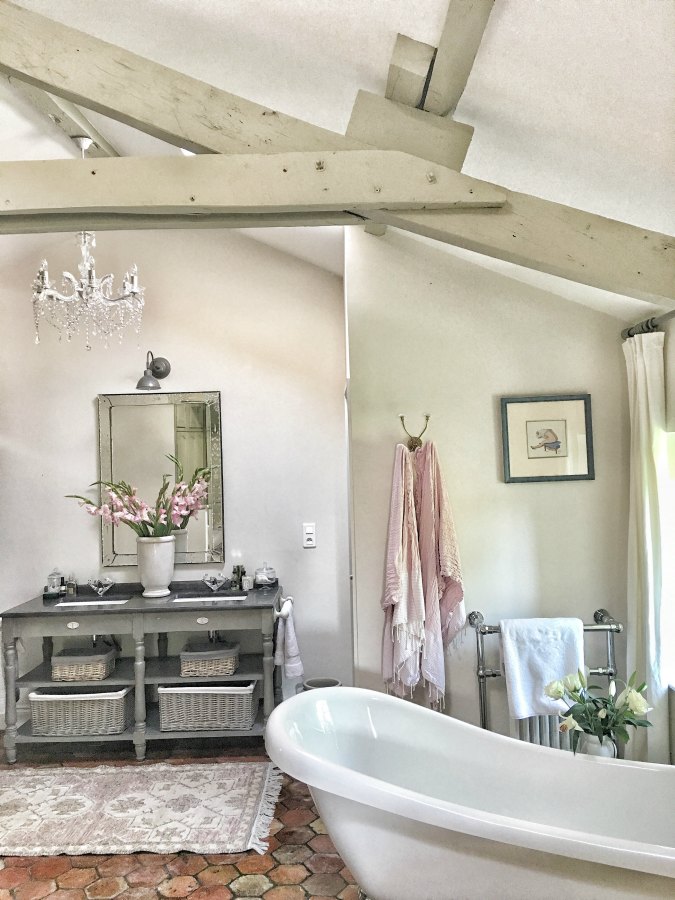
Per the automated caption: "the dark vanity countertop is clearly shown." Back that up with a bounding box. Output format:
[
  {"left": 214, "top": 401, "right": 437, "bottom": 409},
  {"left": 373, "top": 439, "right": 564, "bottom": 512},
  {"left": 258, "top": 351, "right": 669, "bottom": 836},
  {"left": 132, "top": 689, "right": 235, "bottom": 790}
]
[{"left": 2, "top": 581, "right": 282, "bottom": 618}]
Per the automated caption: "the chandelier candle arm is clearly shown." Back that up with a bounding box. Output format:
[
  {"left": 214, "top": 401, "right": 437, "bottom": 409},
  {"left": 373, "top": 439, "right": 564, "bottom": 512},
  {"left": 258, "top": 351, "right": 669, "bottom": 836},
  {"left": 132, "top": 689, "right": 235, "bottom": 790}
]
[{"left": 32, "top": 230, "right": 144, "bottom": 348}]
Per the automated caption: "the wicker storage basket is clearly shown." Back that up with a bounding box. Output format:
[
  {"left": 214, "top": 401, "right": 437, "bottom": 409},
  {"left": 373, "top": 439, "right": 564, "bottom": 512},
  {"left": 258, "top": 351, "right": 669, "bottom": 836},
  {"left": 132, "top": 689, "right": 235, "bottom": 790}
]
[
  {"left": 179, "top": 639, "right": 239, "bottom": 677},
  {"left": 51, "top": 645, "right": 116, "bottom": 681},
  {"left": 157, "top": 681, "right": 258, "bottom": 731},
  {"left": 29, "top": 686, "right": 133, "bottom": 736}
]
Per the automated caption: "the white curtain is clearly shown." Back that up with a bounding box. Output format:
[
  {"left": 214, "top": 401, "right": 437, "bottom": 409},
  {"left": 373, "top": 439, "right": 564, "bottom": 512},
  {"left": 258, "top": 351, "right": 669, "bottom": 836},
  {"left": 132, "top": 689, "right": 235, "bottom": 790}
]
[{"left": 623, "top": 332, "right": 672, "bottom": 764}]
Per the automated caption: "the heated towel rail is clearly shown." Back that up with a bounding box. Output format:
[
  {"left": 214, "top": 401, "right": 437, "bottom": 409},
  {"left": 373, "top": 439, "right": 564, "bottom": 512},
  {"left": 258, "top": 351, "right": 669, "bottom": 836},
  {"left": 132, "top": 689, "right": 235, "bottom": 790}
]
[{"left": 468, "top": 609, "right": 623, "bottom": 748}]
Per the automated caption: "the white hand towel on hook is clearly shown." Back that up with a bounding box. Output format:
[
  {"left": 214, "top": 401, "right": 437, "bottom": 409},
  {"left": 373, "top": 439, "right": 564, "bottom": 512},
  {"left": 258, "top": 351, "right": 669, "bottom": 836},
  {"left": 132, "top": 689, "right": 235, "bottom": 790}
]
[
  {"left": 274, "top": 603, "right": 304, "bottom": 679},
  {"left": 499, "top": 617, "right": 584, "bottom": 719}
]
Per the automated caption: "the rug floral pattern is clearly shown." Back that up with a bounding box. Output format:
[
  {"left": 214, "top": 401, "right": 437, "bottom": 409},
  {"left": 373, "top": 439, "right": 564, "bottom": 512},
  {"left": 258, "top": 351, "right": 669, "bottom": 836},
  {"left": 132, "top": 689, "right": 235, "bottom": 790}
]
[{"left": 0, "top": 762, "right": 281, "bottom": 856}]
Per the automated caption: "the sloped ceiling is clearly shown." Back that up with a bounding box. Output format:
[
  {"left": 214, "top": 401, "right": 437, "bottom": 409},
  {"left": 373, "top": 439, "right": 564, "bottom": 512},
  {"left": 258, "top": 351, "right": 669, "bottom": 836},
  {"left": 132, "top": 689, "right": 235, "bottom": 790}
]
[{"left": 1, "top": 0, "right": 673, "bottom": 313}]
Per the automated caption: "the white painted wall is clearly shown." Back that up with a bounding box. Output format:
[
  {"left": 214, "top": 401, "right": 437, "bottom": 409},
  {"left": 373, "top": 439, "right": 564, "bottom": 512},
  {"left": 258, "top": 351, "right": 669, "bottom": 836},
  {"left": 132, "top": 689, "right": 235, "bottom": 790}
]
[
  {"left": 0, "top": 228, "right": 351, "bottom": 693},
  {"left": 346, "top": 227, "right": 631, "bottom": 735}
]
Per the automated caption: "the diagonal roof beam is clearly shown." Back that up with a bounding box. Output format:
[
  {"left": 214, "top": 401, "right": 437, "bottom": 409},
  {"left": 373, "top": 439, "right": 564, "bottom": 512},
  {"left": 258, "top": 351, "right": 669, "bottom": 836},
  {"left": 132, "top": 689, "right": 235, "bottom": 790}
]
[
  {"left": 0, "top": 0, "right": 361, "bottom": 155},
  {"left": 424, "top": 0, "right": 496, "bottom": 116},
  {"left": 7, "top": 76, "right": 119, "bottom": 157}
]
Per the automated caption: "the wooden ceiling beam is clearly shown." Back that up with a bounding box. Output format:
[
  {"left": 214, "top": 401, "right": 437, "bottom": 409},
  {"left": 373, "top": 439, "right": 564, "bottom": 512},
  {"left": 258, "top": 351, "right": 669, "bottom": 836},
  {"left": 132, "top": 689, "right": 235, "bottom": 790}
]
[
  {"left": 0, "top": 151, "right": 506, "bottom": 220},
  {"left": 424, "top": 0, "right": 495, "bottom": 116},
  {"left": 7, "top": 76, "right": 119, "bottom": 157},
  {"left": 385, "top": 34, "right": 435, "bottom": 107}
]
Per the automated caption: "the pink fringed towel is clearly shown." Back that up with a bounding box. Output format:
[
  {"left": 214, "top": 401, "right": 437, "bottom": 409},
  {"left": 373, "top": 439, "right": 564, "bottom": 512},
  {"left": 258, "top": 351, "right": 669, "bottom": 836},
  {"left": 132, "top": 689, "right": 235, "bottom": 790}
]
[{"left": 381, "top": 441, "right": 465, "bottom": 706}]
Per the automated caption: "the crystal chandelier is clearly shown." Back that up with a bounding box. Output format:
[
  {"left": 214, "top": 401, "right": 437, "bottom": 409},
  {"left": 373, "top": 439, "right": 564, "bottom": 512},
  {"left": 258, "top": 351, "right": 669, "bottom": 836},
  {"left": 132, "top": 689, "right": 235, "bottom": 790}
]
[{"left": 32, "top": 137, "right": 144, "bottom": 349}]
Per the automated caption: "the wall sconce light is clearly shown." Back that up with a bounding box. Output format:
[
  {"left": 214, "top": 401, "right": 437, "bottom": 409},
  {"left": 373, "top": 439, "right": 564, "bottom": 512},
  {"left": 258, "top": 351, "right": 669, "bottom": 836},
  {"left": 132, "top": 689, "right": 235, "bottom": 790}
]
[{"left": 136, "top": 350, "right": 171, "bottom": 390}]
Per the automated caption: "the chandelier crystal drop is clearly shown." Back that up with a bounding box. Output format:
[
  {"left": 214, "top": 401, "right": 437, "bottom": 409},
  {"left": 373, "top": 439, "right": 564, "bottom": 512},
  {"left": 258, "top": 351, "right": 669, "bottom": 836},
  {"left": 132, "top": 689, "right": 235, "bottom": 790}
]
[{"left": 32, "top": 230, "right": 145, "bottom": 350}]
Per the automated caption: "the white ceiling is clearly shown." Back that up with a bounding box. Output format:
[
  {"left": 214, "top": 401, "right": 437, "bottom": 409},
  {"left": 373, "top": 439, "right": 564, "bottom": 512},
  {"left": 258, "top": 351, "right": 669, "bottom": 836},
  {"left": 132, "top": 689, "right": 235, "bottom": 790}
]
[{"left": 1, "top": 0, "right": 673, "bottom": 314}]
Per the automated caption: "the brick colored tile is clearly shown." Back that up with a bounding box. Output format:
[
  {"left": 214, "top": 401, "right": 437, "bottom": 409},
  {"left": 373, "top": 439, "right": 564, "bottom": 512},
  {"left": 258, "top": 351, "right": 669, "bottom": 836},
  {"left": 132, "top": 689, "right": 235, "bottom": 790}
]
[
  {"left": 30, "top": 859, "right": 72, "bottom": 880},
  {"left": 271, "top": 846, "right": 311, "bottom": 867},
  {"left": 203, "top": 856, "right": 245, "bottom": 867},
  {"left": 51, "top": 891, "right": 87, "bottom": 900},
  {"left": 166, "top": 857, "right": 207, "bottom": 878},
  {"left": 338, "top": 867, "right": 355, "bottom": 885},
  {"left": 337, "top": 887, "right": 360, "bottom": 900},
  {"left": 306, "top": 855, "right": 343, "bottom": 875},
  {"left": 302, "top": 873, "right": 346, "bottom": 896},
  {"left": 0, "top": 868, "right": 31, "bottom": 889},
  {"left": 69, "top": 858, "right": 104, "bottom": 870},
  {"left": 116, "top": 889, "right": 161, "bottom": 900},
  {"left": 275, "top": 827, "right": 314, "bottom": 846},
  {"left": 190, "top": 888, "right": 233, "bottom": 900},
  {"left": 233, "top": 855, "right": 273, "bottom": 876},
  {"left": 265, "top": 836, "right": 281, "bottom": 854},
  {"left": 57, "top": 870, "right": 97, "bottom": 890},
  {"left": 279, "top": 797, "right": 314, "bottom": 810},
  {"left": 228, "top": 873, "right": 272, "bottom": 896},
  {"left": 84, "top": 877, "right": 128, "bottom": 899},
  {"left": 96, "top": 857, "right": 137, "bottom": 878},
  {"left": 279, "top": 808, "right": 315, "bottom": 828},
  {"left": 0, "top": 889, "right": 10, "bottom": 900},
  {"left": 14, "top": 881, "right": 57, "bottom": 900},
  {"left": 268, "top": 865, "right": 309, "bottom": 886},
  {"left": 195, "top": 866, "right": 238, "bottom": 887},
  {"left": 157, "top": 876, "right": 199, "bottom": 898},
  {"left": 267, "top": 819, "right": 284, "bottom": 837},
  {"left": 1, "top": 857, "right": 36, "bottom": 867},
  {"left": 134, "top": 855, "right": 178, "bottom": 868},
  {"left": 309, "top": 818, "right": 327, "bottom": 834},
  {"left": 126, "top": 867, "right": 167, "bottom": 887},
  {"left": 263, "top": 888, "right": 307, "bottom": 900},
  {"left": 308, "top": 836, "right": 336, "bottom": 855}
]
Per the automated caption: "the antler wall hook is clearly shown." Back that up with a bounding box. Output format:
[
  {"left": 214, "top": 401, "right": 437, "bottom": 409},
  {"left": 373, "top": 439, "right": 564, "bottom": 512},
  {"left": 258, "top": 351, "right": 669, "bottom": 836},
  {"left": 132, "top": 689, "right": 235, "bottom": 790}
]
[{"left": 399, "top": 414, "right": 430, "bottom": 450}]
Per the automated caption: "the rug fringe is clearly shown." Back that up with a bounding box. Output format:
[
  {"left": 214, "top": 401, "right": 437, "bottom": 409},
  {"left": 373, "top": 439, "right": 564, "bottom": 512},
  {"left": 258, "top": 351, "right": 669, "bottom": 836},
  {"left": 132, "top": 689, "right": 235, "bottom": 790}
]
[{"left": 249, "top": 765, "right": 284, "bottom": 854}]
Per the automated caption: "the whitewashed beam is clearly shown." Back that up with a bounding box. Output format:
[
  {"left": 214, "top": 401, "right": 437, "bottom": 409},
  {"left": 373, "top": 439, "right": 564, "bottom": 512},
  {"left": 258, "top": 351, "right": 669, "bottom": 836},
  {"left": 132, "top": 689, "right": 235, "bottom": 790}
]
[
  {"left": 385, "top": 34, "right": 435, "bottom": 108},
  {"left": 364, "top": 222, "right": 387, "bottom": 236},
  {"left": 0, "top": 211, "right": 361, "bottom": 236},
  {"left": 7, "top": 76, "right": 119, "bottom": 157},
  {"left": 0, "top": 151, "right": 506, "bottom": 219},
  {"left": 358, "top": 192, "right": 675, "bottom": 304},
  {"left": 347, "top": 90, "right": 473, "bottom": 171},
  {"left": 424, "top": 0, "right": 495, "bottom": 116},
  {"left": 0, "top": 0, "right": 362, "bottom": 155}
]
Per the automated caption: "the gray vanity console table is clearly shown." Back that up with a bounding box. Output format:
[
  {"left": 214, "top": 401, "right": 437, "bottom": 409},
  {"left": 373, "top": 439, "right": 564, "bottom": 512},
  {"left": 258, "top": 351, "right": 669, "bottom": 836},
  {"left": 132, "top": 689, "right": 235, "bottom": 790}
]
[{"left": 2, "top": 582, "right": 281, "bottom": 763}]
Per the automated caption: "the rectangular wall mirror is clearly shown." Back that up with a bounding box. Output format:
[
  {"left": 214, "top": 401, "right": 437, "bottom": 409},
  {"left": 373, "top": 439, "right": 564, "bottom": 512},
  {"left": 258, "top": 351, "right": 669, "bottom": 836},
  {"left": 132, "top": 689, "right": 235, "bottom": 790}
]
[{"left": 98, "top": 391, "right": 223, "bottom": 566}]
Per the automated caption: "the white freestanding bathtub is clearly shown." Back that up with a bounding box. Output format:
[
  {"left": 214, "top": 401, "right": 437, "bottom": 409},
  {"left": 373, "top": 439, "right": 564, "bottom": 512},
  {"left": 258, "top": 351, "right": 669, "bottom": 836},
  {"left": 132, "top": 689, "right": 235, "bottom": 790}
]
[{"left": 265, "top": 686, "right": 675, "bottom": 900}]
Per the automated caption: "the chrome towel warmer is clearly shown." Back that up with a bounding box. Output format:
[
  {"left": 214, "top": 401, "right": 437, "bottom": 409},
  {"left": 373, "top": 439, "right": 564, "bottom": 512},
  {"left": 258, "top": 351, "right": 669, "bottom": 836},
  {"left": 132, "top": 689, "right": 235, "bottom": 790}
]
[{"left": 468, "top": 608, "right": 623, "bottom": 733}]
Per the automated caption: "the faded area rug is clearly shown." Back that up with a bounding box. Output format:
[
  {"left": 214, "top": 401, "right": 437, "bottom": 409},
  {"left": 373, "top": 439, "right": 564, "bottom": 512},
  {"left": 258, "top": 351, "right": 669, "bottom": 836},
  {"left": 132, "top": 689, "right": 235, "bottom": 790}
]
[{"left": 0, "top": 762, "right": 282, "bottom": 856}]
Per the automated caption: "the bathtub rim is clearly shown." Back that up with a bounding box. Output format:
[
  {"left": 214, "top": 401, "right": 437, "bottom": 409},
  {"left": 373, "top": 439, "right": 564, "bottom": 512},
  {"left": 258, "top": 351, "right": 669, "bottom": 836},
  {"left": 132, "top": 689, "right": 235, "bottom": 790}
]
[{"left": 265, "top": 686, "right": 674, "bottom": 880}]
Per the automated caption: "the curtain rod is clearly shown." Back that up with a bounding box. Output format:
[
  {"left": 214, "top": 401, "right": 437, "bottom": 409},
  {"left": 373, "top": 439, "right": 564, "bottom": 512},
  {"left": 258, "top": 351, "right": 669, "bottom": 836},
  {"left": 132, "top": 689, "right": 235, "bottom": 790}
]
[{"left": 621, "top": 308, "right": 675, "bottom": 340}]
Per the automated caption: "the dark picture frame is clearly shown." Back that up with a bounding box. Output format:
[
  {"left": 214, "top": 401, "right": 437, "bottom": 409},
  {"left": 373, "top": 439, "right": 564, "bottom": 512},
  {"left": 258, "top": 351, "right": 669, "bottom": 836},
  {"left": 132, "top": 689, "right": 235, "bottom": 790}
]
[{"left": 501, "top": 394, "right": 594, "bottom": 483}]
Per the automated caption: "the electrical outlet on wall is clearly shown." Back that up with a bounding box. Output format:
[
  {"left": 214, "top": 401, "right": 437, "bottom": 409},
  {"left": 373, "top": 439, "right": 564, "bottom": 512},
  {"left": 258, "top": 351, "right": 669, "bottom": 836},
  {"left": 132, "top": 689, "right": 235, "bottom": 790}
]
[{"left": 302, "top": 522, "right": 316, "bottom": 548}]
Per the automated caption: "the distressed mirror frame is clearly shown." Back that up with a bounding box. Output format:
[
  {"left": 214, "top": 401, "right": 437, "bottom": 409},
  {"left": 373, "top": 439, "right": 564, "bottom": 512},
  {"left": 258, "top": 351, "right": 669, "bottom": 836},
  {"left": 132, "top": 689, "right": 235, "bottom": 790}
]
[{"left": 98, "top": 391, "right": 223, "bottom": 566}]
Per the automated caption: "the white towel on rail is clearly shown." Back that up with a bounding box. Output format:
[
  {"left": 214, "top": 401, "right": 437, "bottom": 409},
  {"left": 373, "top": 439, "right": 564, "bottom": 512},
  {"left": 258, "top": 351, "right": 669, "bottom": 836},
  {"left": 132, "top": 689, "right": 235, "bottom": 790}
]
[
  {"left": 499, "top": 617, "right": 584, "bottom": 719},
  {"left": 274, "top": 609, "right": 304, "bottom": 678}
]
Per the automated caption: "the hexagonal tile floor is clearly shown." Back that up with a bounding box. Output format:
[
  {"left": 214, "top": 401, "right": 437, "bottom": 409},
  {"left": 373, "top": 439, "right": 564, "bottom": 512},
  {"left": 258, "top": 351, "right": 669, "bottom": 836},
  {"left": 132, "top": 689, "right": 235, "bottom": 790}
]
[{"left": 0, "top": 738, "right": 359, "bottom": 900}]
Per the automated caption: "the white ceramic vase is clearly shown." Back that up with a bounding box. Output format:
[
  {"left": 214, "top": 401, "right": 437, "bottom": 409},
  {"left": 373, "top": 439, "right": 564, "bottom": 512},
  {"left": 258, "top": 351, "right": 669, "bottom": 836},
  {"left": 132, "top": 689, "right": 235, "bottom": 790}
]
[
  {"left": 581, "top": 734, "right": 617, "bottom": 758},
  {"left": 137, "top": 535, "right": 175, "bottom": 598}
]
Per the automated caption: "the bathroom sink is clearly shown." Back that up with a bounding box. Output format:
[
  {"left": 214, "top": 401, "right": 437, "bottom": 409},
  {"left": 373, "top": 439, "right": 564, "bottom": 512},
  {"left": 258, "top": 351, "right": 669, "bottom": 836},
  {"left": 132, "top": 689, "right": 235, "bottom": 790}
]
[
  {"left": 171, "top": 595, "right": 248, "bottom": 603},
  {"left": 55, "top": 597, "right": 130, "bottom": 606}
]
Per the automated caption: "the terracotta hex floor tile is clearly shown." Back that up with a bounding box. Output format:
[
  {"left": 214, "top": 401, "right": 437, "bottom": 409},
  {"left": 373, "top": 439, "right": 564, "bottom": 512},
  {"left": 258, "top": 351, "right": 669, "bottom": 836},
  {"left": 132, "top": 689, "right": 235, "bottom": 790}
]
[
  {"left": 115, "top": 889, "right": 160, "bottom": 900},
  {"left": 278, "top": 809, "right": 315, "bottom": 828},
  {"left": 232, "top": 855, "right": 274, "bottom": 876},
  {"left": 134, "top": 856, "right": 178, "bottom": 869},
  {"left": 84, "top": 876, "right": 128, "bottom": 899},
  {"left": 14, "top": 880, "right": 57, "bottom": 900},
  {"left": 337, "top": 887, "right": 360, "bottom": 900},
  {"left": 50, "top": 890, "right": 87, "bottom": 900},
  {"left": 227, "top": 873, "right": 273, "bottom": 896},
  {"left": 267, "top": 865, "right": 309, "bottom": 886},
  {"left": 264, "top": 837, "right": 281, "bottom": 855},
  {"left": 189, "top": 888, "right": 233, "bottom": 900},
  {"left": 338, "top": 867, "right": 354, "bottom": 885},
  {"left": 308, "top": 819, "right": 327, "bottom": 835},
  {"left": 275, "top": 827, "right": 314, "bottom": 846},
  {"left": 96, "top": 857, "right": 138, "bottom": 878},
  {"left": 69, "top": 858, "right": 104, "bottom": 870},
  {"left": 165, "top": 857, "right": 208, "bottom": 878},
  {"left": 30, "top": 859, "right": 72, "bottom": 880},
  {"left": 126, "top": 868, "right": 168, "bottom": 888},
  {"left": 195, "top": 866, "right": 238, "bottom": 887},
  {"left": 307, "top": 836, "right": 335, "bottom": 855},
  {"left": 267, "top": 820, "right": 284, "bottom": 837},
  {"left": 156, "top": 876, "right": 199, "bottom": 898},
  {"left": 305, "top": 855, "right": 343, "bottom": 875},
  {"left": 271, "top": 846, "right": 312, "bottom": 867},
  {"left": 0, "top": 867, "right": 31, "bottom": 889},
  {"left": 0, "top": 889, "right": 10, "bottom": 900},
  {"left": 2, "top": 857, "right": 37, "bottom": 867},
  {"left": 57, "top": 869, "right": 97, "bottom": 890},
  {"left": 203, "top": 856, "right": 246, "bottom": 867},
  {"left": 262, "top": 888, "right": 306, "bottom": 900},
  {"left": 302, "top": 873, "right": 346, "bottom": 897}
]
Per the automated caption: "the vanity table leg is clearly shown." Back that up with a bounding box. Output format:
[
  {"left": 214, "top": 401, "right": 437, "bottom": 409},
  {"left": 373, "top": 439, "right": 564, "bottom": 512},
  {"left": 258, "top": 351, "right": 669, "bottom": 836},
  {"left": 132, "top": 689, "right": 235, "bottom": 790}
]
[
  {"left": 262, "top": 613, "right": 274, "bottom": 721},
  {"left": 3, "top": 636, "right": 18, "bottom": 764},
  {"left": 42, "top": 636, "right": 54, "bottom": 665},
  {"left": 133, "top": 623, "right": 146, "bottom": 761}
]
